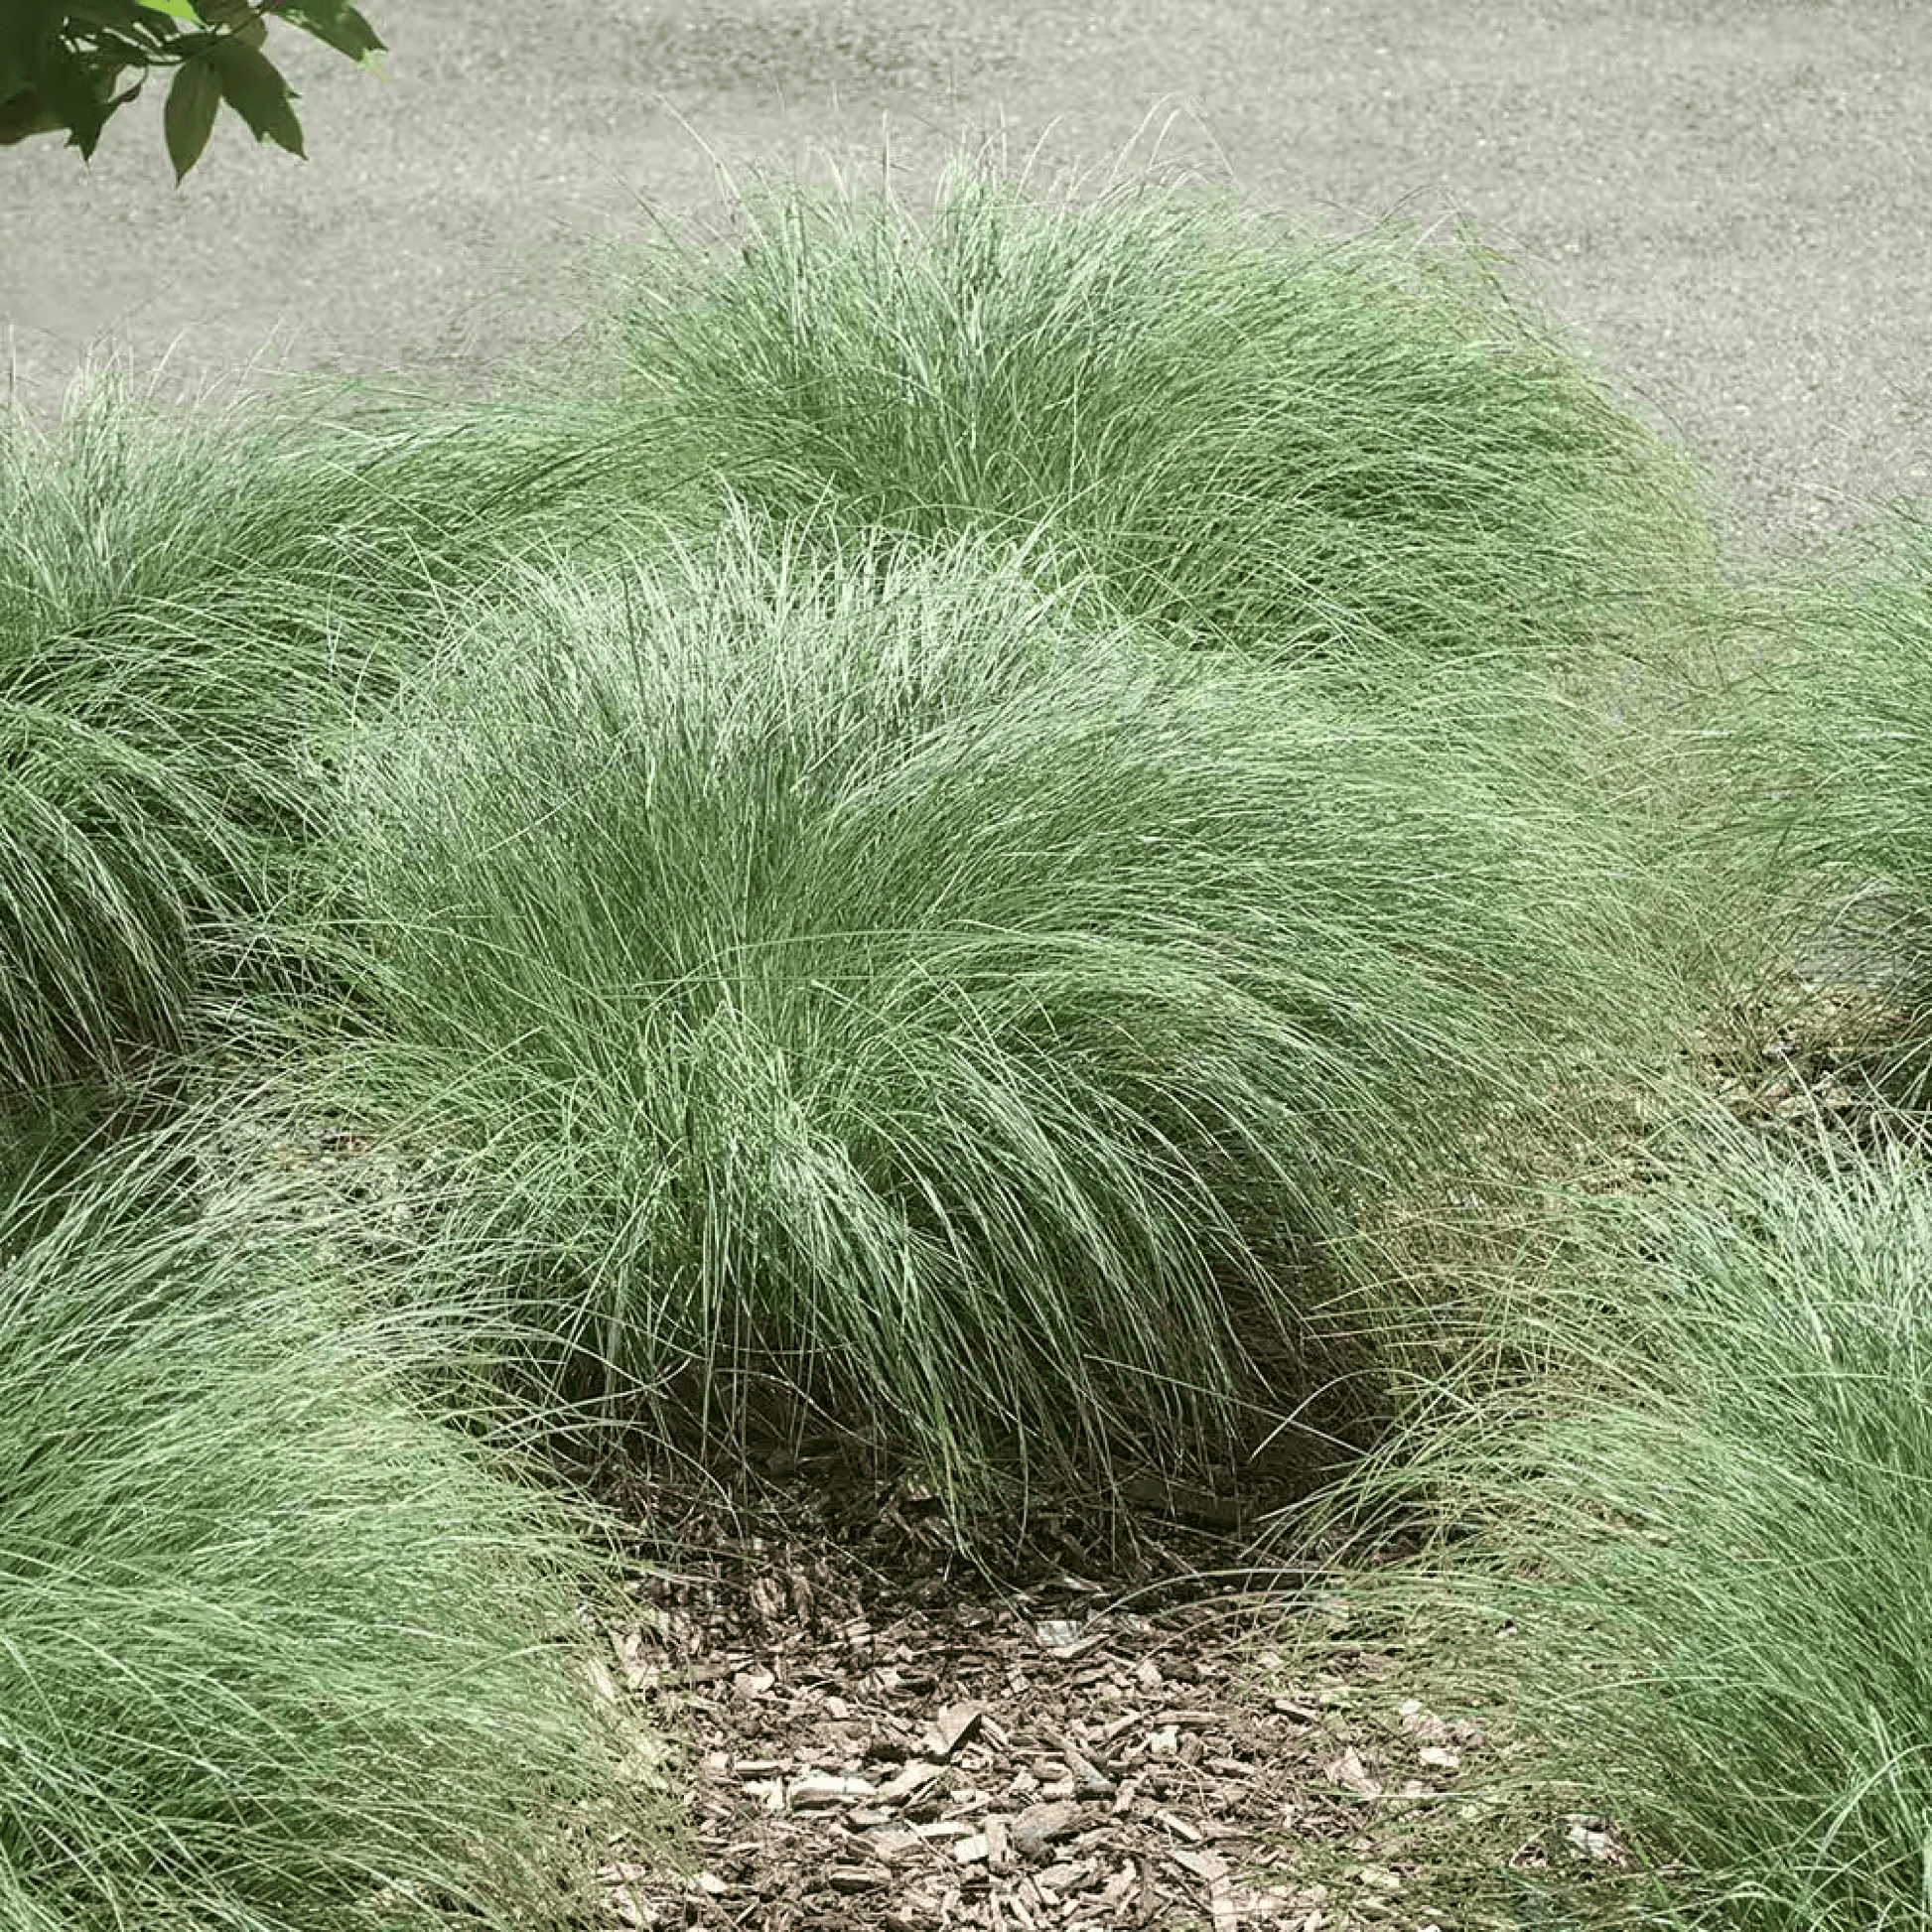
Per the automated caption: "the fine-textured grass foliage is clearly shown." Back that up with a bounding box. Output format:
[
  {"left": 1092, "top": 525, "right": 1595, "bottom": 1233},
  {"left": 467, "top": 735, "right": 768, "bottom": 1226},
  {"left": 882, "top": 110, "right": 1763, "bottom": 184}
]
[
  {"left": 0, "top": 361, "right": 684, "bottom": 1098},
  {"left": 1704, "top": 501, "right": 1932, "bottom": 1096},
  {"left": 0, "top": 358, "right": 661, "bottom": 653},
  {"left": 605, "top": 148, "right": 1720, "bottom": 668},
  {"left": 290, "top": 511, "right": 1707, "bottom": 1505},
  {"left": 0, "top": 1135, "right": 661, "bottom": 1931},
  {"left": 1317, "top": 1120, "right": 1932, "bottom": 1930}
]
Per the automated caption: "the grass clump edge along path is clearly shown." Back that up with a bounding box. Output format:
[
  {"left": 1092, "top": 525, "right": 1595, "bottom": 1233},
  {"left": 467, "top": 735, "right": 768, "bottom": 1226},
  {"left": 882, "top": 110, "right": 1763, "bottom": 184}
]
[
  {"left": 0, "top": 1124, "right": 673, "bottom": 1931},
  {"left": 1700, "top": 497, "right": 1932, "bottom": 1107},
  {"left": 1296, "top": 1113, "right": 1932, "bottom": 1930},
  {"left": 599, "top": 137, "right": 1722, "bottom": 678},
  {"left": 276, "top": 503, "right": 1714, "bottom": 1529}
]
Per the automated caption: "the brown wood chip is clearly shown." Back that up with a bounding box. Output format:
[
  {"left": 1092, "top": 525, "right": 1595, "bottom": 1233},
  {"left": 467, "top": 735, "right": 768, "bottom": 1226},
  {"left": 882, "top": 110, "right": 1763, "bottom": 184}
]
[
  {"left": 586, "top": 1481, "right": 1488, "bottom": 1930},
  {"left": 922, "top": 1701, "right": 988, "bottom": 1759}
]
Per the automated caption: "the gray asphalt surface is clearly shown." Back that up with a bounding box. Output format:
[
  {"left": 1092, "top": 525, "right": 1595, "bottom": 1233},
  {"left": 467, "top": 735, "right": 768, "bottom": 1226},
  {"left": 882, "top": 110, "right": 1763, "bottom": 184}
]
[{"left": 2, "top": 1, "right": 1927, "bottom": 554}]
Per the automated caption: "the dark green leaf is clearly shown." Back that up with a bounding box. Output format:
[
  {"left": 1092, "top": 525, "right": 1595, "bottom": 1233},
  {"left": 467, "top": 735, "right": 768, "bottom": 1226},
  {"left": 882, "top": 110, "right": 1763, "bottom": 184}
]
[
  {"left": 71, "top": 31, "right": 162, "bottom": 73},
  {"left": 63, "top": 1, "right": 154, "bottom": 33},
  {"left": 39, "top": 46, "right": 120, "bottom": 154},
  {"left": 162, "top": 46, "right": 219, "bottom": 179},
  {"left": 69, "top": 0, "right": 180, "bottom": 36},
  {"left": 0, "top": 86, "right": 63, "bottom": 145},
  {"left": 0, "top": 0, "right": 65, "bottom": 99},
  {"left": 2, "top": 0, "right": 65, "bottom": 57},
  {"left": 199, "top": 0, "right": 266, "bottom": 49},
  {"left": 276, "top": 0, "right": 382, "bottom": 65},
  {"left": 207, "top": 35, "right": 301, "bottom": 154}
]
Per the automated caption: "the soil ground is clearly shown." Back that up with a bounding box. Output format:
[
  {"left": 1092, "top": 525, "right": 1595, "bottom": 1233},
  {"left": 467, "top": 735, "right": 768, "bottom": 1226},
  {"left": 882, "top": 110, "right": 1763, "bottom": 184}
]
[{"left": 588, "top": 1460, "right": 1508, "bottom": 1931}]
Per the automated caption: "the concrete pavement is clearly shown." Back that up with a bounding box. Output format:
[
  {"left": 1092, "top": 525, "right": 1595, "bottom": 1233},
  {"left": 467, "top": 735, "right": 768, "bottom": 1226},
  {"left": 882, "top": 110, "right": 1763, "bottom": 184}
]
[{"left": 2, "top": 1, "right": 1927, "bottom": 553}]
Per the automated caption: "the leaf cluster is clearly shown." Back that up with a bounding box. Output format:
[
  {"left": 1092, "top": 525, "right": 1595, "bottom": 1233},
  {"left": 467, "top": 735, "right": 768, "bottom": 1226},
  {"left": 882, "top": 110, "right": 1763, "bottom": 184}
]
[{"left": 0, "top": 0, "right": 382, "bottom": 181}]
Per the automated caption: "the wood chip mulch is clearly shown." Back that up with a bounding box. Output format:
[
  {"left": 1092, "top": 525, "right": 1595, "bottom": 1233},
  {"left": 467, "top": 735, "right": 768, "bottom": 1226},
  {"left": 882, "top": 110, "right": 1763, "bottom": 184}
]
[{"left": 585, "top": 1472, "right": 1497, "bottom": 1932}]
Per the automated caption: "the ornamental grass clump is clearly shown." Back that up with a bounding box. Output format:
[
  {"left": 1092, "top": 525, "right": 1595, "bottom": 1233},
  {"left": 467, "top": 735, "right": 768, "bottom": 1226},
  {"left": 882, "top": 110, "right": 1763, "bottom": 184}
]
[
  {"left": 1318, "top": 1121, "right": 1932, "bottom": 1930},
  {"left": 0, "top": 1135, "right": 659, "bottom": 1931},
  {"left": 606, "top": 147, "right": 1718, "bottom": 668},
  {"left": 0, "top": 361, "right": 678, "bottom": 1096},
  {"left": 1707, "top": 502, "right": 1932, "bottom": 1097},
  {"left": 298, "top": 512, "right": 1703, "bottom": 1505}
]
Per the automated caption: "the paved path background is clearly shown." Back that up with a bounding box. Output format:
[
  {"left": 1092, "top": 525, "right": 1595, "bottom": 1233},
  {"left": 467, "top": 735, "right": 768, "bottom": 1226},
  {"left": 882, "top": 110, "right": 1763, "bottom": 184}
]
[{"left": 2, "top": 1, "right": 1927, "bottom": 554}]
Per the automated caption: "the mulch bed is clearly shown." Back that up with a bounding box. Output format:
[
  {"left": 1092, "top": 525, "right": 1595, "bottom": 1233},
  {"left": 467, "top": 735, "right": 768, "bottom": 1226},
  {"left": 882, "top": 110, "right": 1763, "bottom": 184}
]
[{"left": 585, "top": 1468, "right": 1519, "bottom": 1932}]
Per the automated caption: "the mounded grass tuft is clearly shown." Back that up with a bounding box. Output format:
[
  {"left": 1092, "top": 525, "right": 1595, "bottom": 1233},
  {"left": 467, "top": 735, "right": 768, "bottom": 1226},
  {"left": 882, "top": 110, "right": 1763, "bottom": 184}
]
[
  {"left": 0, "top": 361, "right": 684, "bottom": 1097},
  {"left": 0, "top": 358, "right": 673, "bottom": 653},
  {"left": 1316, "top": 1119, "right": 1932, "bottom": 1929},
  {"left": 604, "top": 147, "right": 1720, "bottom": 668},
  {"left": 288, "top": 511, "right": 1709, "bottom": 1507},
  {"left": 0, "top": 1134, "right": 665, "bottom": 1930}
]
